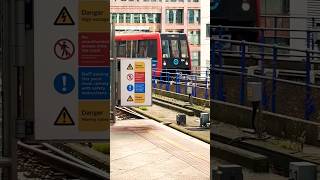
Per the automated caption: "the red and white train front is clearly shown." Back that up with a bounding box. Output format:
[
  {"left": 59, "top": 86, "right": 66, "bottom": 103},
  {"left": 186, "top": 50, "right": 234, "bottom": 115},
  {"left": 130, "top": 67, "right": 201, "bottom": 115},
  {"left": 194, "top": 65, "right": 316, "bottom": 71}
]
[{"left": 115, "top": 33, "right": 191, "bottom": 77}]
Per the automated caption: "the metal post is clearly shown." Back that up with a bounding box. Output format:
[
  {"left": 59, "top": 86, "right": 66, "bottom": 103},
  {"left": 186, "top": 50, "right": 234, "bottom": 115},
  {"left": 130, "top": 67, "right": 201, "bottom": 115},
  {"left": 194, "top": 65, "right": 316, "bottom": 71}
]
[
  {"left": 193, "top": 75, "right": 197, "bottom": 97},
  {"left": 274, "top": 16, "right": 278, "bottom": 44},
  {"left": 166, "top": 71, "right": 169, "bottom": 91},
  {"left": 175, "top": 70, "right": 179, "bottom": 93},
  {"left": 240, "top": 41, "right": 246, "bottom": 105},
  {"left": 1, "top": 0, "right": 19, "bottom": 179},
  {"left": 210, "top": 41, "right": 215, "bottom": 100},
  {"left": 110, "top": 22, "right": 117, "bottom": 123},
  {"left": 184, "top": 74, "right": 188, "bottom": 94},
  {"left": 259, "top": 30, "right": 267, "bottom": 109},
  {"left": 272, "top": 45, "right": 277, "bottom": 113},
  {"left": 305, "top": 49, "right": 312, "bottom": 120},
  {"left": 217, "top": 39, "right": 225, "bottom": 101}
]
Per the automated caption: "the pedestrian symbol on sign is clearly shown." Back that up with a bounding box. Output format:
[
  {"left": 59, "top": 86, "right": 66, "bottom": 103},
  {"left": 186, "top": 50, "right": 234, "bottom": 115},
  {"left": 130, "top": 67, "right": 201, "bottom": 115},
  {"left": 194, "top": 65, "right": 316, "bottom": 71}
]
[{"left": 54, "top": 39, "right": 75, "bottom": 60}]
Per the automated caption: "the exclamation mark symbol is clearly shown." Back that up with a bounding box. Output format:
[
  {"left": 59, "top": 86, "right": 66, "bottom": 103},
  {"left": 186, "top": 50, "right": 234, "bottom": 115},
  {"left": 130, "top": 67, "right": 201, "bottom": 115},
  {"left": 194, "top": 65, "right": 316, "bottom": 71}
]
[
  {"left": 62, "top": 75, "right": 67, "bottom": 92},
  {"left": 63, "top": 111, "right": 66, "bottom": 123}
]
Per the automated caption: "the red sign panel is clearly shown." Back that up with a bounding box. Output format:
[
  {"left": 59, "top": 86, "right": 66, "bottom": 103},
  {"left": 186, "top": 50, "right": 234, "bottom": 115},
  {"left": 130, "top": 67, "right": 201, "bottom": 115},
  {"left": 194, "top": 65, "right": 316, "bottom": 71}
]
[
  {"left": 135, "top": 72, "right": 145, "bottom": 82},
  {"left": 79, "top": 32, "right": 109, "bottom": 66}
]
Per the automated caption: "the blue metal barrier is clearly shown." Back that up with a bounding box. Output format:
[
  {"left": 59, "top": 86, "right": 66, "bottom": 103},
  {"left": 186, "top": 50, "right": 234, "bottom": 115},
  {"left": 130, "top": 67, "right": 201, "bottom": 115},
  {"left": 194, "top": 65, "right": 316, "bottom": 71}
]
[
  {"left": 205, "top": 70, "right": 209, "bottom": 99},
  {"left": 305, "top": 50, "right": 315, "bottom": 120},
  {"left": 193, "top": 76, "right": 197, "bottom": 97},
  {"left": 176, "top": 70, "right": 180, "bottom": 93},
  {"left": 166, "top": 71, "right": 170, "bottom": 91}
]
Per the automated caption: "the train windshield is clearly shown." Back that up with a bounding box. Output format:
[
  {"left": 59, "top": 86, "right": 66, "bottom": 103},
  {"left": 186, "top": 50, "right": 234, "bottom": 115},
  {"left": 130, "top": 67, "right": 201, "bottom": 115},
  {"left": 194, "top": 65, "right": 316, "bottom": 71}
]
[
  {"left": 117, "top": 40, "right": 157, "bottom": 58},
  {"left": 161, "top": 34, "right": 189, "bottom": 59}
]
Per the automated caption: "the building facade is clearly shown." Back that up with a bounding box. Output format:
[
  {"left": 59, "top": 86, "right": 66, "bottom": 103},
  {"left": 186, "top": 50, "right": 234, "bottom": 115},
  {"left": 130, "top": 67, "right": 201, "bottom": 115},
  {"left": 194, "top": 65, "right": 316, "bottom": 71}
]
[{"left": 110, "top": 0, "right": 210, "bottom": 72}]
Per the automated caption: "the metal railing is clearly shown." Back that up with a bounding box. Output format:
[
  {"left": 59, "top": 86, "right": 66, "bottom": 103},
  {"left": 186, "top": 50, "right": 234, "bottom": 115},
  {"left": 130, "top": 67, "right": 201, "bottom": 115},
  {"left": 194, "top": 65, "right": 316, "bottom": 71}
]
[{"left": 212, "top": 37, "right": 320, "bottom": 121}]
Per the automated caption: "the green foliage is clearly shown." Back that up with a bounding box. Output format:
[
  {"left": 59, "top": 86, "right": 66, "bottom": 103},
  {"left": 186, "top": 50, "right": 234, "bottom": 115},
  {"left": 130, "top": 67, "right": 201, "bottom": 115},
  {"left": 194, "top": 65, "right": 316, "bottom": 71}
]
[{"left": 92, "top": 143, "right": 109, "bottom": 154}]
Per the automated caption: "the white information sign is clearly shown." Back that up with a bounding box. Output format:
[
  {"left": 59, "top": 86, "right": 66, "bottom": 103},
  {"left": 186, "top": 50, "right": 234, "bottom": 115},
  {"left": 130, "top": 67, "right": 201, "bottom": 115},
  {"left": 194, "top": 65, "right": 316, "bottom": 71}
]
[
  {"left": 120, "top": 58, "right": 152, "bottom": 106},
  {"left": 34, "top": 0, "right": 110, "bottom": 140}
]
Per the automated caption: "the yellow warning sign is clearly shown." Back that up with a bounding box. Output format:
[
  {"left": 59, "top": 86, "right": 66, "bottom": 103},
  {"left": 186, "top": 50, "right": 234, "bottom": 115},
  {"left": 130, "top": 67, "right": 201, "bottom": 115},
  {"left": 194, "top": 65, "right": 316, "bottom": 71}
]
[
  {"left": 127, "top": 64, "right": 133, "bottom": 70},
  {"left": 127, "top": 95, "right": 134, "bottom": 102},
  {"left": 54, "top": 107, "right": 74, "bottom": 125},
  {"left": 135, "top": 62, "right": 145, "bottom": 72},
  {"left": 134, "top": 94, "right": 145, "bottom": 103},
  {"left": 79, "top": 101, "right": 109, "bottom": 131},
  {"left": 54, "top": 7, "right": 75, "bottom": 25},
  {"left": 79, "top": 1, "right": 110, "bottom": 32}
]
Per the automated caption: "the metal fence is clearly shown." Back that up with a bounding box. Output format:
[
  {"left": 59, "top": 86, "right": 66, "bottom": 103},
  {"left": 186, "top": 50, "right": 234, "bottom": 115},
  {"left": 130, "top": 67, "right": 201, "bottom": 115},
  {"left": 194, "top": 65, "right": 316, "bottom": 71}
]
[
  {"left": 152, "top": 69, "right": 211, "bottom": 100},
  {"left": 212, "top": 37, "right": 320, "bottom": 121}
]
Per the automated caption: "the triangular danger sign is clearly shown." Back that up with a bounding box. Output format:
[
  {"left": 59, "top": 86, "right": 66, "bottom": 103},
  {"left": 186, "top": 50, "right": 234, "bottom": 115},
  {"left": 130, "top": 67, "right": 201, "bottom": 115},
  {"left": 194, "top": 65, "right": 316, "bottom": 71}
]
[
  {"left": 54, "top": 107, "right": 74, "bottom": 125},
  {"left": 54, "top": 7, "right": 75, "bottom": 25},
  {"left": 127, "top": 95, "right": 134, "bottom": 102},
  {"left": 127, "top": 64, "right": 133, "bottom": 70}
]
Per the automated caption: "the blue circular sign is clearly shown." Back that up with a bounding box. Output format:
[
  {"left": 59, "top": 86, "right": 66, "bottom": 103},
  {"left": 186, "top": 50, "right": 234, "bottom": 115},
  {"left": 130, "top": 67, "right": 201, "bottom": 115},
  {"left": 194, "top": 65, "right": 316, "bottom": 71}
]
[
  {"left": 173, "top": 59, "right": 179, "bottom": 65},
  {"left": 212, "top": 0, "right": 220, "bottom": 10},
  {"left": 127, "top": 84, "right": 134, "bottom": 92},
  {"left": 54, "top": 73, "right": 75, "bottom": 94}
]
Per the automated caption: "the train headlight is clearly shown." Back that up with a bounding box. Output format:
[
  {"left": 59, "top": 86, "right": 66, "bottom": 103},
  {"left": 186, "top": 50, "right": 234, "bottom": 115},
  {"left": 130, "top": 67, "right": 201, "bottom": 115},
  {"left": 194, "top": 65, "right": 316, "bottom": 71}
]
[
  {"left": 242, "top": 1, "right": 250, "bottom": 11},
  {"left": 163, "top": 61, "right": 167, "bottom": 66},
  {"left": 185, "top": 61, "right": 189, "bottom": 66}
]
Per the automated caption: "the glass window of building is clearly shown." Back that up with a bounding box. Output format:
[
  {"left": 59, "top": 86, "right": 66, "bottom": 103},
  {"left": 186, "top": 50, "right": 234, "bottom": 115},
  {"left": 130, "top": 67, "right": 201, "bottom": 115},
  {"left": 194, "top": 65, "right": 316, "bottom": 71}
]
[
  {"left": 191, "top": 51, "right": 200, "bottom": 66},
  {"left": 188, "top": 9, "right": 200, "bottom": 24},
  {"left": 134, "top": 14, "right": 140, "bottom": 23},
  {"left": 176, "top": 9, "right": 183, "bottom": 24},
  {"left": 261, "top": 0, "right": 289, "bottom": 14},
  {"left": 126, "top": 13, "right": 131, "bottom": 23},
  {"left": 142, "top": 14, "right": 147, "bottom": 23},
  {"left": 188, "top": 30, "right": 200, "bottom": 45},
  {"left": 166, "top": 9, "right": 183, "bottom": 24},
  {"left": 147, "top": 14, "right": 153, "bottom": 23},
  {"left": 119, "top": 13, "right": 124, "bottom": 23},
  {"left": 155, "top": 14, "right": 161, "bottom": 23},
  {"left": 112, "top": 14, "right": 117, "bottom": 23}
]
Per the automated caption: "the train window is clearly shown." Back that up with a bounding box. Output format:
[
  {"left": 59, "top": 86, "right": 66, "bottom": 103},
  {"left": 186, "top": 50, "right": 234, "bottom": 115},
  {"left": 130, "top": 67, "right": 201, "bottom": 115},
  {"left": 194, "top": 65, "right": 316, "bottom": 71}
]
[
  {"left": 117, "top": 41, "right": 127, "bottom": 57},
  {"left": 138, "top": 40, "right": 147, "bottom": 58},
  {"left": 180, "top": 40, "right": 188, "bottom": 58},
  {"left": 126, "top": 40, "right": 132, "bottom": 58},
  {"left": 147, "top": 40, "right": 157, "bottom": 58},
  {"left": 171, "top": 40, "right": 180, "bottom": 58},
  {"left": 132, "top": 40, "right": 138, "bottom": 58},
  {"left": 162, "top": 40, "right": 170, "bottom": 58}
]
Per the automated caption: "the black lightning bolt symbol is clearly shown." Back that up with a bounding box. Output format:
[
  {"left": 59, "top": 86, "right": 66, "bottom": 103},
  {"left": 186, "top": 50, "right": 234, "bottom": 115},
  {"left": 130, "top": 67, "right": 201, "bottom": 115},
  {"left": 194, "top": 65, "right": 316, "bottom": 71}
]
[{"left": 61, "top": 12, "right": 67, "bottom": 22}]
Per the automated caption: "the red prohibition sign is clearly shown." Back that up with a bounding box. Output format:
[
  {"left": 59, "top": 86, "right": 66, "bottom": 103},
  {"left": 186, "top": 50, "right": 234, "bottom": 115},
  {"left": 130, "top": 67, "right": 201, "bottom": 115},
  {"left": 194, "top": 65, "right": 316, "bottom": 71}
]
[
  {"left": 127, "top": 73, "right": 134, "bottom": 81},
  {"left": 54, "top": 38, "right": 75, "bottom": 60}
]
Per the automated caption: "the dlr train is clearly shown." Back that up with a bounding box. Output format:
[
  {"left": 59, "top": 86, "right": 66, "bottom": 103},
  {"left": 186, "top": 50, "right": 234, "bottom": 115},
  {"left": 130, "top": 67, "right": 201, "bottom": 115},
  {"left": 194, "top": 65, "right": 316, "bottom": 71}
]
[
  {"left": 115, "top": 33, "right": 191, "bottom": 77},
  {"left": 211, "top": 0, "right": 261, "bottom": 41}
]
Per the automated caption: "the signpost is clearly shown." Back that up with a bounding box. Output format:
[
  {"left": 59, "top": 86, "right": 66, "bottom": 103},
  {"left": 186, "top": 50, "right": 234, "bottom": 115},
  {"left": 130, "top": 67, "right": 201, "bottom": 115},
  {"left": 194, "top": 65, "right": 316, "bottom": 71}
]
[
  {"left": 120, "top": 58, "right": 152, "bottom": 107},
  {"left": 34, "top": 0, "right": 109, "bottom": 140}
]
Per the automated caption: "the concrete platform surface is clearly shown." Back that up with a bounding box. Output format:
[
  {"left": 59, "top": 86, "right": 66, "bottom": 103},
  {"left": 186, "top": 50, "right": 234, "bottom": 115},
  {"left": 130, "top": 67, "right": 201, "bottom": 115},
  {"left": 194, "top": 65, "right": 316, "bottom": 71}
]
[{"left": 111, "top": 119, "right": 210, "bottom": 180}]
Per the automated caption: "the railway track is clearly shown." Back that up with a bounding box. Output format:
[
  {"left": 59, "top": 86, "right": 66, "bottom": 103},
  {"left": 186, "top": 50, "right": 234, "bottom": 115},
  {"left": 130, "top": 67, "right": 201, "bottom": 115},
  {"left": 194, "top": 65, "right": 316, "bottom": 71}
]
[{"left": 17, "top": 142, "right": 109, "bottom": 179}]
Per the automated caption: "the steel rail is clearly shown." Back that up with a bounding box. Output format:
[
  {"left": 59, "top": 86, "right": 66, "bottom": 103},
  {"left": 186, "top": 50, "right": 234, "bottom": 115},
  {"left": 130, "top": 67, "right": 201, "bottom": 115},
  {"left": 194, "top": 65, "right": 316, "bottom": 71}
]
[{"left": 18, "top": 141, "right": 109, "bottom": 180}]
